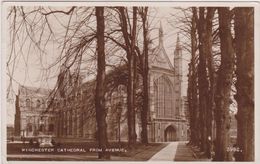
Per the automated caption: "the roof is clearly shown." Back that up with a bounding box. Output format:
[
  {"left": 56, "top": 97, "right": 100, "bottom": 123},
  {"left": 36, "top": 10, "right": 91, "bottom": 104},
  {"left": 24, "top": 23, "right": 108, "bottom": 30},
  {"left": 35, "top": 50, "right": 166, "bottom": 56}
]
[
  {"left": 149, "top": 44, "right": 174, "bottom": 71},
  {"left": 18, "top": 85, "right": 51, "bottom": 98}
]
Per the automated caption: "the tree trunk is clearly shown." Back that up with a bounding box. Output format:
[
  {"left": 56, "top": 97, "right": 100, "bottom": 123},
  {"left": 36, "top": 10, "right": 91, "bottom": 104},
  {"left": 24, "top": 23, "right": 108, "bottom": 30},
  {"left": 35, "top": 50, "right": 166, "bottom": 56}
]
[
  {"left": 132, "top": 31, "right": 137, "bottom": 144},
  {"left": 95, "top": 7, "right": 110, "bottom": 159},
  {"left": 197, "top": 7, "right": 209, "bottom": 152},
  {"left": 140, "top": 7, "right": 149, "bottom": 144},
  {"left": 205, "top": 7, "right": 216, "bottom": 158},
  {"left": 187, "top": 64, "right": 193, "bottom": 143},
  {"left": 14, "top": 94, "right": 21, "bottom": 136},
  {"left": 127, "top": 50, "right": 136, "bottom": 147},
  {"left": 214, "top": 7, "right": 234, "bottom": 161},
  {"left": 188, "top": 7, "right": 199, "bottom": 146},
  {"left": 118, "top": 7, "right": 138, "bottom": 147},
  {"left": 129, "top": 7, "right": 138, "bottom": 147},
  {"left": 234, "top": 7, "right": 254, "bottom": 161}
]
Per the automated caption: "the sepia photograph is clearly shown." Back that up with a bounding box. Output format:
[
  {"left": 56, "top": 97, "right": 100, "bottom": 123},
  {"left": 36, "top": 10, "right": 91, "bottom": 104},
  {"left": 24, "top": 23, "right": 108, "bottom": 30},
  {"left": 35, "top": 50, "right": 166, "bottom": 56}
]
[{"left": 1, "top": 1, "right": 256, "bottom": 162}]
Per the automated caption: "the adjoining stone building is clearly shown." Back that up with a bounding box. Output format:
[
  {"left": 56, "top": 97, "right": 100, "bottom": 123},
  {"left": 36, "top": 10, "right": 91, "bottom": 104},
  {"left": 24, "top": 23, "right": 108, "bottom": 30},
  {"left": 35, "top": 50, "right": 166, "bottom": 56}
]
[
  {"left": 14, "top": 86, "right": 56, "bottom": 137},
  {"left": 14, "top": 25, "right": 187, "bottom": 142}
]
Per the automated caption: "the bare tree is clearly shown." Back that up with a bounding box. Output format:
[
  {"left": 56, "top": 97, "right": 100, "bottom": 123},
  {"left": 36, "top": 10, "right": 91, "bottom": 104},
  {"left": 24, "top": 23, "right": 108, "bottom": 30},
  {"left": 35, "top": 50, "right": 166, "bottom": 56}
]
[
  {"left": 204, "top": 7, "right": 216, "bottom": 158},
  {"left": 214, "top": 7, "right": 235, "bottom": 161},
  {"left": 197, "top": 7, "right": 210, "bottom": 153},
  {"left": 95, "top": 7, "right": 110, "bottom": 159},
  {"left": 136, "top": 7, "right": 149, "bottom": 144},
  {"left": 234, "top": 7, "right": 254, "bottom": 161},
  {"left": 114, "top": 7, "right": 138, "bottom": 147},
  {"left": 187, "top": 7, "right": 200, "bottom": 146}
]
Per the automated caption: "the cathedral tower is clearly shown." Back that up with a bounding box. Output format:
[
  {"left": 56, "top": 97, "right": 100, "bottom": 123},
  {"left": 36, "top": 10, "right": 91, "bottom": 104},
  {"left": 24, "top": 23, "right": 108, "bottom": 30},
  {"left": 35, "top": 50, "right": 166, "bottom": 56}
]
[
  {"left": 174, "top": 33, "right": 182, "bottom": 116},
  {"left": 159, "top": 21, "right": 164, "bottom": 47}
]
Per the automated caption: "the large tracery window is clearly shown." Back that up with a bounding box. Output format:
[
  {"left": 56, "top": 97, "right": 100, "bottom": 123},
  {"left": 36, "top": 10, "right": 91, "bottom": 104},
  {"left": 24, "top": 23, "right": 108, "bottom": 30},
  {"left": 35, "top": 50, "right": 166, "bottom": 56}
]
[{"left": 154, "top": 76, "right": 174, "bottom": 118}]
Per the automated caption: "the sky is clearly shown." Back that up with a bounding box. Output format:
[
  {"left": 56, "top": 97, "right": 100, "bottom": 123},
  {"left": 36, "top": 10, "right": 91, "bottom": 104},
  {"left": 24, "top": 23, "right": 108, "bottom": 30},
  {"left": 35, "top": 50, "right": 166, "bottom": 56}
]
[{"left": 5, "top": 6, "right": 190, "bottom": 125}]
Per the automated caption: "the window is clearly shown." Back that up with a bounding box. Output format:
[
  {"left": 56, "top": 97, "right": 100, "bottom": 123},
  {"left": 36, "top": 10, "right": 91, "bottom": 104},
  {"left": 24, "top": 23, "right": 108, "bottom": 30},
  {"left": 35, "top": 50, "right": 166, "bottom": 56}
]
[
  {"left": 26, "top": 99, "right": 30, "bottom": 107},
  {"left": 69, "top": 112, "right": 73, "bottom": 135},
  {"left": 154, "top": 83, "right": 159, "bottom": 116},
  {"left": 36, "top": 99, "right": 41, "bottom": 108},
  {"left": 165, "top": 81, "right": 172, "bottom": 116},
  {"left": 48, "top": 124, "right": 54, "bottom": 132},
  {"left": 176, "top": 107, "right": 179, "bottom": 116},
  {"left": 27, "top": 123, "right": 33, "bottom": 132},
  {"left": 39, "top": 124, "right": 45, "bottom": 132},
  {"left": 176, "top": 99, "right": 180, "bottom": 115},
  {"left": 154, "top": 76, "right": 174, "bottom": 118}
]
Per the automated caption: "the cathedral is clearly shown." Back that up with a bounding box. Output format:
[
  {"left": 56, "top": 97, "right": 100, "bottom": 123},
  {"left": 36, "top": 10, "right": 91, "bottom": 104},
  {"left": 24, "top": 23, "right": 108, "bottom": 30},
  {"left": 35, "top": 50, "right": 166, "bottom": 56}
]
[
  {"left": 146, "top": 25, "right": 187, "bottom": 142},
  {"left": 14, "top": 24, "right": 187, "bottom": 142}
]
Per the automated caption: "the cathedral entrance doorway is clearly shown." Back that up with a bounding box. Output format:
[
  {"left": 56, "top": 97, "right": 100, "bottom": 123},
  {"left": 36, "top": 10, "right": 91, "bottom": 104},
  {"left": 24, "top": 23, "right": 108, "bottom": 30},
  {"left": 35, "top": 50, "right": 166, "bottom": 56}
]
[{"left": 164, "top": 125, "right": 177, "bottom": 141}]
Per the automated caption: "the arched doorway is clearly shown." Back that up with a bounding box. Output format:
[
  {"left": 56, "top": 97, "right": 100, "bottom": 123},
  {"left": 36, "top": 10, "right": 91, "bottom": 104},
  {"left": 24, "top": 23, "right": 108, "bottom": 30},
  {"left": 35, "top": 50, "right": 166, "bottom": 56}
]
[{"left": 164, "top": 125, "right": 177, "bottom": 141}]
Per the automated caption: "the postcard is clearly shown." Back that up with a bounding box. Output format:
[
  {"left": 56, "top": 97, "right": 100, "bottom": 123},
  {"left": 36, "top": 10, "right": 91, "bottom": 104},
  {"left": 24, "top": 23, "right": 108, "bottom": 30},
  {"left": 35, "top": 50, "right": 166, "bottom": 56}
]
[{"left": 1, "top": 1, "right": 259, "bottom": 163}]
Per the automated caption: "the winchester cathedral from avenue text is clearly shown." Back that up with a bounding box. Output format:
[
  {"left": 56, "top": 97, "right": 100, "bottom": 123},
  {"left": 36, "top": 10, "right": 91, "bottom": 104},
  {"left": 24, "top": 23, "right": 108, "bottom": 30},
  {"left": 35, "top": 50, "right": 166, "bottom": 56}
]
[{"left": 13, "top": 25, "right": 188, "bottom": 143}]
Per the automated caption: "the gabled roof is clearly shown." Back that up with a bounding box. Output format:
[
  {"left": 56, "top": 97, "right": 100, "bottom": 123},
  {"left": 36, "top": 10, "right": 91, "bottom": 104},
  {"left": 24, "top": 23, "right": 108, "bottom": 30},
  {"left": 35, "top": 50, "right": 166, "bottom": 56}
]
[
  {"left": 149, "top": 22, "right": 174, "bottom": 71},
  {"left": 149, "top": 44, "right": 174, "bottom": 71},
  {"left": 18, "top": 85, "right": 51, "bottom": 98}
]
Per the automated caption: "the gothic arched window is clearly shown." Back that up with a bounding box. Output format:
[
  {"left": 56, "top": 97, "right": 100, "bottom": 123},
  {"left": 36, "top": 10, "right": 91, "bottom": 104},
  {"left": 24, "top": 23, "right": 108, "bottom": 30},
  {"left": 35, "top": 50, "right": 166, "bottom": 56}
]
[
  {"left": 39, "top": 124, "right": 44, "bottom": 132},
  {"left": 36, "top": 99, "right": 41, "bottom": 108},
  {"left": 48, "top": 124, "right": 54, "bottom": 132},
  {"left": 154, "top": 83, "right": 160, "bottom": 116},
  {"left": 154, "top": 76, "right": 174, "bottom": 118},
  {"left": 27, "top": 123, "right": 33, "bottom": 132},
  {"left": 26, "top": 99, "right": 31, "bottom": 107}
]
